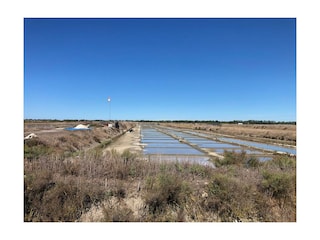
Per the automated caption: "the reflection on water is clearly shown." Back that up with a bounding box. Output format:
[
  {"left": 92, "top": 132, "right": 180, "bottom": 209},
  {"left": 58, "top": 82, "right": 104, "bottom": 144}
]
[
  {"left": 179, "top": 129, "right": 296, "bottom": 155},
  {"left": 198, "top": 143, "right": 241, "bottom": 148},
  {"left": 142, "top": 139, "right": 179, "bottom": 143},
  {"left": 218, "top": 137, "right": 296, "bottom": 155},
  {"left": 140, "top": 125, "right": 290, "bottom": 164},
  {"left": 144, "top": 143, "right": 191, "bottom": 148},
  {"left": 141, "top": 127, "right": 209, "bottom": 165},
  {"left": 144, "top": 147, "right": 204, "bottom": 155}
]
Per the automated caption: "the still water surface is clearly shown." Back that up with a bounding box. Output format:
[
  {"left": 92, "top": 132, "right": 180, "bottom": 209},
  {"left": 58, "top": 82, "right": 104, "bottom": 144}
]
[{"left": 140, "top": 125, "right": 294, "bottom": 165}]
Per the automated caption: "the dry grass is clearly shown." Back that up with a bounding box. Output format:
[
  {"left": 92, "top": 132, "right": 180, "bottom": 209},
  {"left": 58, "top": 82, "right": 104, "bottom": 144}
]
[{"left": 24, "top": 146, "right": 296, "bottom": 222}]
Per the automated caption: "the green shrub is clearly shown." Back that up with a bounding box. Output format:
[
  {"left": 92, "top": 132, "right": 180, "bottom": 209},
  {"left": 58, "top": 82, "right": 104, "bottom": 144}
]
[
  {"left": 205, "top": 173, "right": 258, "bottom": 221},
  {"left": 246, "top": 157, "right": 261, "bottom": 168},
  {"left": 24, "top": 139, "right": 52, "bottom": 160},
  {"left": 189, "top": 163, "right": 212, "bottom": 178},
  {"left": 144, "top": 173, "right": 191, "bottom": 214},
  {"left": 215, "top": 151, "right": 263, "bottom": 169},
  {"left": 121, "top": 149, "right": 138, "bottom": 164},
  {"left": 265, "top": 155, "right": 296, "bottom": 170},
  {"left": 260, "top": 170, "right": 295, "bottom": 201},
  {"left": 225, "top": 150, "right": 246, "bottom": 165}
]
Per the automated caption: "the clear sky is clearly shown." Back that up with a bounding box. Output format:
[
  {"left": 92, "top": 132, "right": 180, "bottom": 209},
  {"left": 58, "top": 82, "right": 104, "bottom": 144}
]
[{"left": 24, "top": 18, "right": 296, "bottom": 121}]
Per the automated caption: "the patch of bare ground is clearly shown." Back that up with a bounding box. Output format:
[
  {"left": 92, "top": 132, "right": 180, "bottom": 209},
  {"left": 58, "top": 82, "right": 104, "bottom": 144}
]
[
  {"left": 80, "top": 193, "right": 145, "bottom": 222},
  {"left": 103, "top": 125, "right": 142, "bottom": 155}
]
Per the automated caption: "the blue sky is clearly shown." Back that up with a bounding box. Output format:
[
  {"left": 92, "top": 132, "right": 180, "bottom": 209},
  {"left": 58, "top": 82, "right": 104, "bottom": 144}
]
[{"left": 24, "top": 18, "right": 296, "bottom": 121}]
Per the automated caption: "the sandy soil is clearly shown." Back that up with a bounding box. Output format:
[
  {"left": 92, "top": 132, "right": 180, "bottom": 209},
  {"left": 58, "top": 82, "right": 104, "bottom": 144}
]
[
  {"left": 79, "top": 195, "right": 145, "bottom": 222},
  {"left": 104, "top": 125, "right": 142, "bottom": 154}
]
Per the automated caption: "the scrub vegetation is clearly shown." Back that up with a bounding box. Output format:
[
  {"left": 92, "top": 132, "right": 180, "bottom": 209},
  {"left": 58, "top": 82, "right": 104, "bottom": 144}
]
[{"left": 24, "top": 139, "right": 296, "bottom": 222}]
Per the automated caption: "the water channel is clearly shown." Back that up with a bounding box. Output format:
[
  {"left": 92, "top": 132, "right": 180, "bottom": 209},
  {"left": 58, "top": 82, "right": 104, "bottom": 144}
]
[
  {"left": 140, "top": 124, "right": 296, "bottom": 166},
  {"left": 140, "top": 126, "right": 214, "bottom": 166},
  {"left": 164, "top": 127, "right": 296, "bottom": 155}
]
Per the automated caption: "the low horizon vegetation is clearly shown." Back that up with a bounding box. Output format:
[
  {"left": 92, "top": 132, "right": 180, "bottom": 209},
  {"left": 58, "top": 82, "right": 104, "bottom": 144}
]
[{"left": 24, "top": 119, "right": 296, "bottom": 124}]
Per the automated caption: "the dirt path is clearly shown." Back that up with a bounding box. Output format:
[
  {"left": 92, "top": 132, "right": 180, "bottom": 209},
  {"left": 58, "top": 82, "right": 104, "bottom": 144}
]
[{"left": 103, "top": 125, "right": 142, "bottom": 154}]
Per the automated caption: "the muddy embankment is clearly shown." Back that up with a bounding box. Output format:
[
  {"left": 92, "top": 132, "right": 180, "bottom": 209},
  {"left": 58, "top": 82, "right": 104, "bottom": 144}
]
[{"left": 24, "top": 120, "right": 136, "bottom": 158}]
